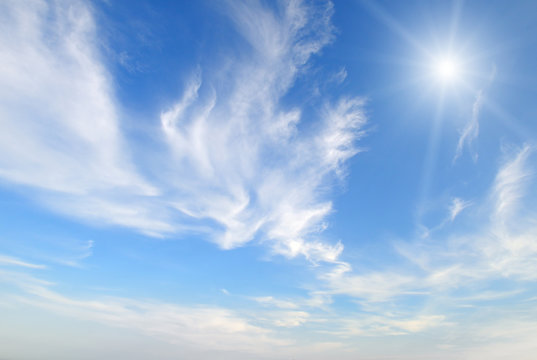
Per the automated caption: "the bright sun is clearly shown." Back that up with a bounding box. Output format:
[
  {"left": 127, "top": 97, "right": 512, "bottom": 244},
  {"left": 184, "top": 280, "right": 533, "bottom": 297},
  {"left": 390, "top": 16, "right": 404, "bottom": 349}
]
[{"left": 433, "top": 57, "right": 460, "bottom": 83}]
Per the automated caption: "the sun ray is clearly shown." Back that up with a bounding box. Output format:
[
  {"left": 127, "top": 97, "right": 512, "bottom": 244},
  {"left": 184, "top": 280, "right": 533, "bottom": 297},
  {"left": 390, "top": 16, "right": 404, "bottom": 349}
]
[
  {"left": 448, "top": 0, "right": 464, "bottom": 49},
  {"left": 360, "top": 0, "right": 432, "bottom": 57},
  {"left": 417, "top": 89, "right": 447, "bottom": 221}
]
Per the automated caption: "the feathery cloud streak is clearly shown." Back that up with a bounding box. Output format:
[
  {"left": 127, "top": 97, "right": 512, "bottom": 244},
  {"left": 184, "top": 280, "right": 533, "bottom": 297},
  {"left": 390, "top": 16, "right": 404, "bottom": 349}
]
[
  {"left": 454, "top": 66, "right": 497, "bottom": 162},
  {"left": 0, "top": 266, "right": 287, "bottom": 354},
  {"left": 0, "top": 0, "right": 366, "bottom": 261},
  {"left": 159, "top": 0, "right": 365, "bottom": 260},
  {"left": 322, "top": 145, "right": 537, "bottom": 303}
]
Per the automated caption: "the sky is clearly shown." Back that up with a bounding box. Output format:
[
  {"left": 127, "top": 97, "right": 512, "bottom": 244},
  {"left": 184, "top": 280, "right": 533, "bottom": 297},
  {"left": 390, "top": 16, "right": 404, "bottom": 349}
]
[{"left": 1, "top": 0, "right": 537, "bottom": 359}]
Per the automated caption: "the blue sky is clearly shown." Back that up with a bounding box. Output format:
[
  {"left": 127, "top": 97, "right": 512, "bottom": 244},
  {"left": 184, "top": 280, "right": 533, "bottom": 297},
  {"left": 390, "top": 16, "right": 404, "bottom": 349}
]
[{"left": 1, "top": 0, "right": 537, "bottom": 358}]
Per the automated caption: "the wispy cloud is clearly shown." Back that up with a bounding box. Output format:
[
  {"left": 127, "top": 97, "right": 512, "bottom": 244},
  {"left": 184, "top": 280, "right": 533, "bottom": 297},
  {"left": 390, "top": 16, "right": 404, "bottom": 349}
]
[
  {"left": 0, "top": 0, "right": 365, "bottom": 263},
  {"left": 252, "top": 292, "right": 332, "bottom": 312},
  {"left": 1, "top": 267, "right": 288, "bottom": 353},
  {"left": 418, "top": 196, "right": 473, "bottom": 239},
  {"left": 321, "top": 262, "right": 423, "bottom": 303},
  {"left": 0, "top": 0, "right": 162, "bottom": 235},
  {"left": 453, "top": 89, "right": 484, "bottom": 162},
  {"left": 0, "top": 254, "right": 46, "bottom": 269},
  {"left": 50, "top": 239, "right": 94, "bottom": 268},
  {"left": 264, "top": 310, "right": 311, "bottom": 328},
  {"left": 158, "top": 1, "right": 366, "bottom": 260},
  {"left": 254, "top": 296, "right": 300, "bottom": 309},
  {"left": 329, "top": 313, "right": 447, "bottom": 337},
  {"left": 449, "top": 197, "right": 471, "bottom": 222},
  {"left": 0, "top": 0, "right": 154, "bottom": 195},
  {"left": 491, "top": 144, "right": 532, "bottom": 222},
  {"left": 320, "top": 145, "right": 537, "bottom": 306},
  {"left": 454, "top": 65, "right": 497, "bottom": 163}
]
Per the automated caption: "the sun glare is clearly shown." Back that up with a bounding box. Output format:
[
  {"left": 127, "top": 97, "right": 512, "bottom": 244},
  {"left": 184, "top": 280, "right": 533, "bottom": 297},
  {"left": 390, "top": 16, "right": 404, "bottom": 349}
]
[{"left": 433, "top": 57, "right": 460, "bottom": 83}]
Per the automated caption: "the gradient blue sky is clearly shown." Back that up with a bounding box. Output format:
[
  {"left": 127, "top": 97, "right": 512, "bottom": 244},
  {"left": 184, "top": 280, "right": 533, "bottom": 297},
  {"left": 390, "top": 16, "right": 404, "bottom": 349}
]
[{"left": 1, "top": 0, "right": 537, "bottom": 359}]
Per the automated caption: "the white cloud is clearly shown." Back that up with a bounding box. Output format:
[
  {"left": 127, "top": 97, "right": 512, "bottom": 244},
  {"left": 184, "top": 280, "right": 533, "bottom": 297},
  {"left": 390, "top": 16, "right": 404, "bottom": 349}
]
[
  {"left": 0, "top": 268, "right": 288, "bottom": 353},
  {"left": 45, "top": 239, "right": 94, "bottom": 268},
  {"left": 252, "top": 293, "right": 332, "bottom": 312},
  {"left": 254, "top": 296, "right": 300, "bottom": 309},
  {"left": 491, "top": 144, "right": 532, "bottom": 222},
  {"left": 326, "top": 313, "right": 447, "bottom": 337},
  {"left": 454, "top": 65, "right": 496, "bottom": 163},
  {"left": 417, "top": 196, "right": 473, "bottom": 239},
  {"left": 268, "top": 310, "right": 310, "bottom": 328},
  {"left": 0, "top": 0, "right": 153, "bottom": 195},
  {"left": 454, "top": 89, "right": 483, "bottom": 162},
  {"left": 0, "top": 254, "right": 46, "bottom": 269},
  {"left": 321, "top": 145, "right": 537, "bottom": 305},
  {"left": 322, "top": 267, "right": 422, "bottom": 303},
  {"left": 440, "top": 307, "right": 537, "bottom": 360},
  {"left": 389, "top": 314, "right": 446, "bottom": 333},
  {"left": 0, "top": 0, "right": 166, "bottom": 235},
  {"left": 329, "top": 67, "right": 348, "bottom": 85},
  {"left": 0, "top": 0, "right": 366, "bottom": 262},
  {"left": 156, "top": 0, "right": 366, "bottom": 261},
  {"left": 449, "top": 197, "right": 471, "bottom": 221}
]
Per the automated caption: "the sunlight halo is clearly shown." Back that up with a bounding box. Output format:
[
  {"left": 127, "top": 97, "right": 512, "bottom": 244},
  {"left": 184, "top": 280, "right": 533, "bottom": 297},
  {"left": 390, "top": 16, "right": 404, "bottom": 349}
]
[{"left": 433, "top": 56, "right": 461, "bottom": 83}]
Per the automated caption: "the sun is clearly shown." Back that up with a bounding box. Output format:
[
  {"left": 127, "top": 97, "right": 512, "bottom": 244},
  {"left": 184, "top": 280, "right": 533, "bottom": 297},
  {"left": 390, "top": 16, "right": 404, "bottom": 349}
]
[{"left": 433, "top": 56, "right": 461, "bottom": 83}]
